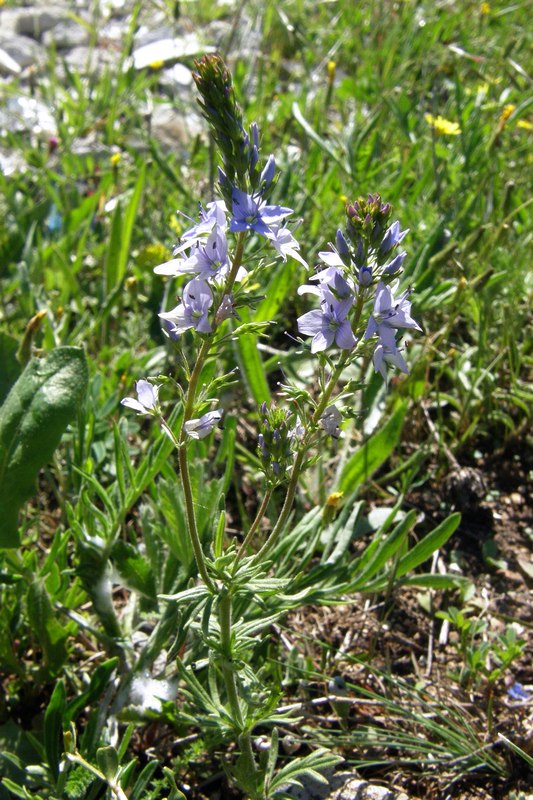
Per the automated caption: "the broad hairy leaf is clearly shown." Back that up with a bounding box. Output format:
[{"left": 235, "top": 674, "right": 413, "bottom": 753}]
[
  {"left": 0, "top": 347, "right": 88, "bottom": 547},
  {"left": 0, "top": 332, "right": 21, "bottom": 405}
]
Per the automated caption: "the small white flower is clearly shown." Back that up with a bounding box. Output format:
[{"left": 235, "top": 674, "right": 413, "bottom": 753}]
[{"left": 130, "top": 674, "right": 178, "bottom": 713}]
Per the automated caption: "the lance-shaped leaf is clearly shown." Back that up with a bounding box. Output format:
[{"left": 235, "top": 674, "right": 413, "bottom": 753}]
[{"left": 0, "top": 347, "right": 88, "bottom": 548}]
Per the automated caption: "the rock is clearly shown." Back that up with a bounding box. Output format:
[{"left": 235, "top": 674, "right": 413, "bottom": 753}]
[
  {"left": 150, "top": 103, "right": 204, "bottom": 151},
  {"left": 134, "top": 22, "right": 175, "bottom": 48},
  {"left": 131, "top": 34, "right": 212, "bottom": 70},
  {"left": 284, "top": 769, "right": 411, "bottom": 800},
  {"left": 0, "top": 47, "right": 22, "bottom": 76},
  {"left": 444, "top": 465, "right": 487, "bottom": 512},
  {"left": 0, "top": 148, "right": 28, "bottom": 176},
  {"left": 15, "top": 6, "right": 68, "bottom": 39},
  {"left": 0, "top": 8, "right": 23, "bottom": 37},
  {"left": 99, "top": 20, "right": 127, "bottom": 46},
  {"left": 0, "top": 33, "right": 46, "bottom": 69},
  {"left": 158, "top": 62, "right": 194, "bottom": 98},
  {"left": 43, "top": 21, "right": 91, "bottom": 50},
  {"left": 63, "top": 45, "right": 120, "bottom": 75},
  {"left": 0, "top": 96, "right": 57, "bottom": 138},
  {"left": 103, "top": 0, "right": 136, "bottom": 18},
  {"left": 70, "top": 132, "right": 113, "bottom": 160}
]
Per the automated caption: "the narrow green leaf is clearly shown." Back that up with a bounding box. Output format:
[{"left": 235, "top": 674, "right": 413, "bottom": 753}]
[
  {"left": 103, "top": 201, "right": 123, "bottom": 296},
  {"left": 44, "top": 681, "right": 66, "bottom": 781},
  {"left": 129, "top": 761, "right": 159, "bottom": 800},
  {"left": 254, "top": 261, "right": 298, "bottom": 323},
  {"left": 347, "top": 509, "right": 417, "bottom": 590},
  {"left": 322, "top": 501, "right": 365, "bottom": 564},
  {"left": 104, "top": 165, "right": 145, "bottom": 294},
  {"left": 0, "top": 347, "right": 88, "bottom": 547},
  {"left": 1, "top": 778, "right": 29, "bottom": 798},
  {"left": 111, "top": 541, "right": 157, "bottom": 599},
  {"left": 234, "top": 312, "right": 271, "bottom": 404},
  {"left": 394, "top": 513, "right": 461, "bottom": 578},
  {"left": 65, "top": 658, "right": 119, "bottom": 722},
  {"left": 338, "top": 402, "right": 407, "bottom": 494},
  {"left": 400, "top": 573, "right": 470, "bottom": 590},
  {"left": 26, "top": 580, "right": 68, "bottom": 674},
  {"left": 292, "top": 102, "right": 351, "bottom": 175}
]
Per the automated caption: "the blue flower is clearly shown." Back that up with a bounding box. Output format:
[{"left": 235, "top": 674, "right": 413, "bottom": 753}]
[
  {"left": 365, "top": 283, "right": 421, "bottom": 381},
  {"left": 383, "top": 250, "right": 407, "bottom": 276},
  {"left": 159, "top": 277, "right": 213, "bottom": 336},
  {"left": 365, "top": 281, "right": 422, "bottom": 340},
  {"left": 379, "top": 220, "right": 408, "bottom": 256},
  {"left": 154, "top": 201, "right": 229, "bottom": 278},
  {"left": 184, "top": 409, "right": 223, "bottom": 439},
  {"left": 320, "top": 405, "right": 343, "bottom": 438},
  {"left": 372, "top": 338, "right": 409, "bottom": 382},
  {"left": 265, "top": 223, "right": 308, "bottom": 267},
  {"left": 229, "top": 187, "right": 293, "bottom": 238},
  {"left": 121, "top": 380, "right": 160, "bottom": 415},
  {"left": 177, "top": 200, "right": 228, "bottom": 251},
  {"left": 298, "top": 287, "right": 356, "bottom": 353},
  {"left": 507, "top": 682, "right": 531, "bottom": 702}
]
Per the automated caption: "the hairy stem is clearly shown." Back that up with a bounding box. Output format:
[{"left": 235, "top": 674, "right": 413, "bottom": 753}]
[
  {"left": 236, "top": 489, "right": 273, "bottom": 562},
  {"left": 251, "top": 288, "right": 368, "bottom": 564},
  {"left": 174, "top": 232, "right": 247, "bottom": 590},
  {"left": 219, "top": 591, "right": 258, "bottom": 783},
  {"left": 252, "top": 355, "right": 348, "bottom": 563}
]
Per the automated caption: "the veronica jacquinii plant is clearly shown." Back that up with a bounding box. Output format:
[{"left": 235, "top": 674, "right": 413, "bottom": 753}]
[{"left": 121, "top": 55, "right": 422, "bottom": 798}]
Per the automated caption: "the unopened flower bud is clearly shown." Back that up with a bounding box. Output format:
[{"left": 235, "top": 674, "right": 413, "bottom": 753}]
[
  {"left": 335, "top": 228, "right": 351, "bottom": 266},
  {"left": 260, "top": 154, "right": 276, "bottom": 187},
  {"left": 357, "top": 265, "right": 373, "bottom": 286},
  {"left": 214, "top": 294, "right": 236, "bottom": 324}
]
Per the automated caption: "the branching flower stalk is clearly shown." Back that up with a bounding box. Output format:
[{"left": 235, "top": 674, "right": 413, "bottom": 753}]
[{"left": 121, "top": 54, "right": 422, "bottom": 797}]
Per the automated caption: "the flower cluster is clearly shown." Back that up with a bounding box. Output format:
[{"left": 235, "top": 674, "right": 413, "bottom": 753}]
[
  {"left": 154, "top": 183, "right": 303, "bottom": 338},
  {"left": 296, "top": 194, "right": 421, "bottom": 381},
  {"left": 121, "top": 381, "right": 222, "bottom": 440},
  {"left": 257, "top": 402, "right": 303, "bottom": 486}
]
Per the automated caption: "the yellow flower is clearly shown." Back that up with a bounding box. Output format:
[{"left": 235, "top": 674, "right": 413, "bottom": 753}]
[
  {"left": 326, "top": 491, "right": 343, "bottom": 509},
  {"left": 110, "top": 152, "right": 121, "bottom": 166},
  {"left": 425, "top": 113, "right": 461, "bottom": 136},
  {"left": 499, "top": 103, "right": 516, "bottom": 125},
  {"left": 137, "top": 243, "right": 171, "bottom": 270},
  {"left": 339, "top": 194, "right": 348, "bottom": 205},
  {"left": 480, "top": 2, "right": 490, "bottom": 14},
  {"left": 168, "top": 214, "right": 182, "bottom": 235},
  {"left": 497, "top": 104, "right": 533, "bottom": 131},
  {"left": 322, "top": 491, "right": 344, "bottom": 524},
  {"left": 326, "top": 60, "right": 336, "bottom": 83},
  {"left": 149, "top": 60, "right": 164, "bottom": 70}
]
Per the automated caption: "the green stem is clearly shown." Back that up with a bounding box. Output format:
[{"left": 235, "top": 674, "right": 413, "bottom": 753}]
[
  {"left": 178, "top": 445, "right": 216, "bottom": 591},
  {"left": 251, "top": 287, "right": 368, "bottom": 564},
  {"left": 219, "top": 591, "right": 258, "bottom": 782},
  {"left": 180, "top": 336, "right": 214, "bottom": 438},
  {"left": 252, "top": 354, "right": 349, "bottom": 564},
  {"left": 171, "top": 232, "right": 247, "bottom": 590},
  {"left": 236, "top": 489, "right": 272, "bottom": 562},
  {"left": 219, "top": 591, "right": 244, "bottom": 728}
]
